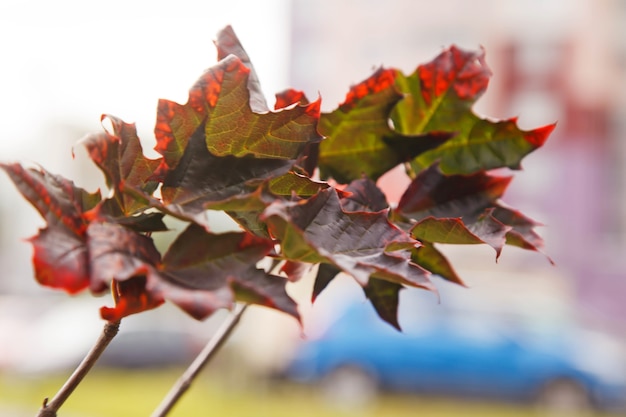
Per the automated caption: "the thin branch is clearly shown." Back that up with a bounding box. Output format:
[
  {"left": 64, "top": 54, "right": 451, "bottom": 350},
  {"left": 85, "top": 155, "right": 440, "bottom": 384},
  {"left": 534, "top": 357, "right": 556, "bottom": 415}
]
[
  {"left": 150, "top": 303, "right": 249, "bottom": 417},
  {"left": 37, "top": 320, "right": 121, "bottom": 417}
]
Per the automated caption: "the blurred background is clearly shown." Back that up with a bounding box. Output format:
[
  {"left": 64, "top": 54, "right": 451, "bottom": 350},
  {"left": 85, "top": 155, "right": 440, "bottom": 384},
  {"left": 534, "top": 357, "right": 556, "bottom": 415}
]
[{"left": 1, "top": 0, "right": 626, "bottom": 416}]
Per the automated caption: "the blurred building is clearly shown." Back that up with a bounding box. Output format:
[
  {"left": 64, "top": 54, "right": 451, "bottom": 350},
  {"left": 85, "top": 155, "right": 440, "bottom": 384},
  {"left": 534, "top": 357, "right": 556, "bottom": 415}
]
[{"left": 287, "top": 0, "right": 626, "bottom": 330}]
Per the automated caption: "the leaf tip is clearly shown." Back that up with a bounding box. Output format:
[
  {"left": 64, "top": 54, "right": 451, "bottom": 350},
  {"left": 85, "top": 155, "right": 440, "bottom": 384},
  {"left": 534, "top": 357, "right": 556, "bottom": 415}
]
[{"left": 524, "top": 122, "right": 556, "bottom": 148}]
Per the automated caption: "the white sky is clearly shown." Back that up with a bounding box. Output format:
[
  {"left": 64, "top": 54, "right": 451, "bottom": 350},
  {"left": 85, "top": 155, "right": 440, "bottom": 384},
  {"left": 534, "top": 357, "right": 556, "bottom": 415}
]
[{"left": 0, "top": 0, "right": 292, "bottom": 159}]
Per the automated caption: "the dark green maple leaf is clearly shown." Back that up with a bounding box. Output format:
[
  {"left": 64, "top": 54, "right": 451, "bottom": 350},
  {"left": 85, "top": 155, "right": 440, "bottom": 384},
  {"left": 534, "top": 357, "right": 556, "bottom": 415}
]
[
  {"left": 318, "top": 68, "right": 451, "bottom": 183},
  {"left": 390, "top": 45, "right": 555, "bottom": 175}
]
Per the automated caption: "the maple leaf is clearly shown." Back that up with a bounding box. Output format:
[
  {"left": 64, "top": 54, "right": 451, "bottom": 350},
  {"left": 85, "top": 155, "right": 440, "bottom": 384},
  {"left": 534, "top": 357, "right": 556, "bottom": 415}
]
[
  {"left": 396, "top": 163, "right": 511, "bottom": 221},
  {"left": 364, "top": 278, "right": 404, "bottom": 331},
  {"left": 272, "top": 88, "right": 320, "bottom": 174},
  {"left": 149, "top": 224, "right": 297, "bottom": 320},
  {"left": 28, "top": 226, "right": 90, "bottom": 294},
  {"left": 311, "top": 256, "right": 406, "bottom": 329},
  {"left": 150, "top": 122, "right": 294, "bottom": 229},
  {"left": 0, "top": 163, "right": 100, "bottom": 236},
  {"left": 154, "top": 54, "right": 322, "bottom": 173},
  {"left": 79, "top": 114, "right": 161, "bottom": 217},
  {"left": 85, "top": 221, "right": 164, "bottom": 321},
  {"left": 411, "top": 242, "right": 465, "bottom": 286},
  {"left": 318, "top": 68, "right": 451, "bottom": 183},
  {"left": 1, "top": 24, "right": 554, "bottom": 337},
  {"left": 87, "top": 221, "right": 298, "bottom": 321},
  {"left": 396, "top": 163, "right": 544, "bottom": 261},
  {"left": 311, "top": 263, "right": 341, "bottom": 302},
  {"left": 411, "top": 211, "right": 512, "bottom": 260},
  {"left": 262, "top": 188, "right": 434, "bottom": 291},
  {"left": 214, "top": 25, "right": 268, "bottom": 113},
  {"left": 390, "top": 45, "right": 555, "bottom": 175},
  {"left": 0, "top": 163, "right": 100, "bottom": 293},
  {"left": 275, "top": 89, "right": 310, "bottom": 109},
  {"left": 492, "top": 205, "right": 551, "bottom": 261},
  {"left": 340, "top": 177, "right": 389, "bottom": 212},
  {"left": 101, "top": 277, "right": 165, "bottom": 322},
  {"left": 267, "top": 171, "right": 329, "bottom": 197},
  {"left": 86, "top": 222, "right": 161, "bottom": 293}
]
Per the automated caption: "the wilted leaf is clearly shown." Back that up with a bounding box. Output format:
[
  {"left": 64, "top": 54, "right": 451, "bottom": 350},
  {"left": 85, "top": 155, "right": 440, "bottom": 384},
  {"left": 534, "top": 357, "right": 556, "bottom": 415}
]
[
  {"left": 390, "top": 45, "right": 554, "bottom": 174},
  {"left": 318, "top": 68, "right": 450, "bottom": 183},
  {"left": 262, "top": 188, "right": 434, "bottom": 290}
]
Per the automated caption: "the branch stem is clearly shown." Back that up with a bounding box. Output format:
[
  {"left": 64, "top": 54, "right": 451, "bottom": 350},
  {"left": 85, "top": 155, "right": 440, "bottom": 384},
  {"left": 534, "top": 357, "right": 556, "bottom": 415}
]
[
  {"left": 150, "top": 303, "right": 249, "bottom": 417},
  {"left": 37, "top": 320, "right": 121, "bottom": 417}
]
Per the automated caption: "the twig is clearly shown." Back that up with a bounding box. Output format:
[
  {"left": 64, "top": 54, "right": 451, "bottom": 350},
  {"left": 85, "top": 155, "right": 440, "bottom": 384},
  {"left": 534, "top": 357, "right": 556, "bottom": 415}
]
[
  {"left": 150, "top": 303, "right": 249, "bottom": 417},
  {"left": 37, "top": 320, "right": 121, "bottom": 417}
]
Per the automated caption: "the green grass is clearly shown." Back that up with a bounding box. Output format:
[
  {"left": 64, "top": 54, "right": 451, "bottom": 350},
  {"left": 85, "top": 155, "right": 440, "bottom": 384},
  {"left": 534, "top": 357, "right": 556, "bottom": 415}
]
[{"left": 0, "top": 368, "right": 619, "bottom": 417}]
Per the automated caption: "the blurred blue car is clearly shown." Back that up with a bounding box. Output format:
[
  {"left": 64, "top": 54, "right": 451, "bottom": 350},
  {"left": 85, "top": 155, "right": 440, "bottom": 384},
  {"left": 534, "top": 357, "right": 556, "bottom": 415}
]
[{"left": 284, "top": 291, "right": 626, "bottom": 411}]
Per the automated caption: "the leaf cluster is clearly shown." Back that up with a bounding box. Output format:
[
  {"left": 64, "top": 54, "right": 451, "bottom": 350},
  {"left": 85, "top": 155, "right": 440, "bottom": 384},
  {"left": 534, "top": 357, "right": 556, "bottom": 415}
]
[{"left": 1, "top": 26, "right": 553, "bottom": 329}]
